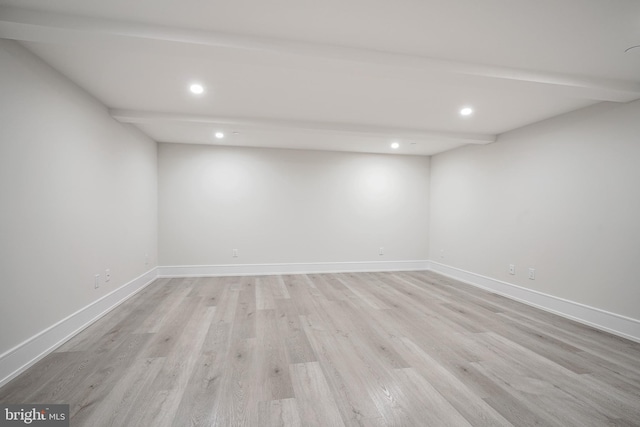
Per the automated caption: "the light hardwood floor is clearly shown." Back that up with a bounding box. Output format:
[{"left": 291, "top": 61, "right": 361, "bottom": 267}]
[{"left": 1, "top": 271, "right": 639, "bottom": 426}]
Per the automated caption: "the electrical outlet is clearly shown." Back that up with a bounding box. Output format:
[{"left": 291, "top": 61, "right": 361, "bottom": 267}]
[
  {"left": 379, "top": 247, "right": 384, "bottom": 256},
  {"left": 105, "top": 269, "right": 111, "bottom": 283},
  {"left": 94, "top": 274, "right": 100, "bottom": 289},
  {"left": 528, "top": 268, "right": 536, "bottom": 280},
  {"left": 232, "top": 249, "right": 238, "bottom": 258},
  {"left": 509, "top": 264, "right": 515, "bottom": 275},
  {"left": 145, "top": 253, "right": 149, "bottom": 265},
  {"left": 440, "top": 249, "right": 445, "bottom": 259}
]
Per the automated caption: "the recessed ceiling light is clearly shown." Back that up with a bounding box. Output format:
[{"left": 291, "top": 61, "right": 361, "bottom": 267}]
[
  {"left": 391, "top": 142, "right": 400, "bottom": 149},
  {"left": 189, "top": 83, "right": 204, "bottom": 95},
  {"left": 214, "top": 132, "right": 224, "bottom": 139},
  {"left": 460, "top": 107, "right": 473, "bottom": 116}
]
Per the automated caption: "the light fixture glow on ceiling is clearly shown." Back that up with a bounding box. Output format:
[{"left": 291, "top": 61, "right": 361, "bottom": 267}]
[
  {"left": 460, "top": 107, "right": 474, "bottom": 116},
  {"left": 215, "top": 132, "right": 224, "bottom": 139},
  {"left": 391, "top": 142, "right": 400, "bottom": 149},
  {"left": 189, "top": 83, "right": 205, "bottom": 95}
]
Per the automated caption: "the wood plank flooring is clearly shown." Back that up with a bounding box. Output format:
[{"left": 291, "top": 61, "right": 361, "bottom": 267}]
[{"left": 1, "top": 271, "right": 639, "bottom": 426}]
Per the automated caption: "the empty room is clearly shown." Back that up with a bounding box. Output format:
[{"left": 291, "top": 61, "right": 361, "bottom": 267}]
[{"left": 1, "top": 1, "right": 639, "bottom": 426}]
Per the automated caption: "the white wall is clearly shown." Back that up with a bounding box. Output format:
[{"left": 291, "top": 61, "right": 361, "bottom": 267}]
[
  {"left": 159, "top": 143, "right": 430, "bottom": 266},
  {"left": 0, "top": 40, "right": 158, "bottom": 356},
  {"left": 4, "top": 31, "right": 637, "bottom": 363},
  {"left": 429, "top": 100, "right": 640, "bottom": 320}
]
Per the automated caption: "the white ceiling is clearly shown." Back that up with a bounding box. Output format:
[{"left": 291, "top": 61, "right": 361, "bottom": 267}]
[{"left": 1, "top": 0, "right": 639, "bottom": 156}]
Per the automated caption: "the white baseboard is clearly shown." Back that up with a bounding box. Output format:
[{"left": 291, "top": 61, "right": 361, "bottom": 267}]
[
  {"left": 429, "top": 261, "right": 640, "bottom": 343},
  {"left": 3, "top": 259, "right": 639, "bottom": 389},
  {"left": 157, "top": 260, "right": 431, "bottom": 277},
  {"left": 0, "top": 267, "right": 158, "bottom": 388}
]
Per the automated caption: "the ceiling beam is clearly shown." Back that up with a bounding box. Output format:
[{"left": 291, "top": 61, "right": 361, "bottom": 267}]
[
  {"left": 2, "top": 6, "right": 639, "bottom": 103},
  {"left": 110, "top": 109, "right": 497, "bottom": 145}
]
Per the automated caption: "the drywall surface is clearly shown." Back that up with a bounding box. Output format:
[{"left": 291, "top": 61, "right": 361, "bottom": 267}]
[
  {"left": 159, "top": 143, "right": 429, "bottom": 265},
  {"left": 0, "top": 40, "right": 158, "bottom": 355},
  {"left": 429, "top": 100, "right": 640, "bottom": 320}
]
